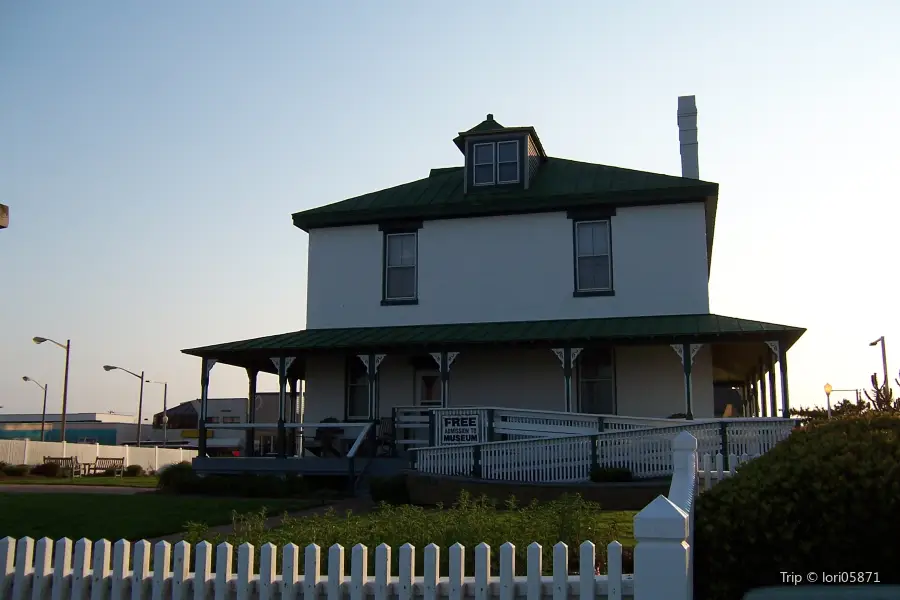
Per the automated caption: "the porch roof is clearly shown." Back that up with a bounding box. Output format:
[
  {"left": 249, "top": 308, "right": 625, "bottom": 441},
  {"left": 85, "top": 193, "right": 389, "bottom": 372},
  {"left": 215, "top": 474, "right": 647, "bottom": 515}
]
[{"left": 181, "top": 313, "right": 805, "bottom": 375}]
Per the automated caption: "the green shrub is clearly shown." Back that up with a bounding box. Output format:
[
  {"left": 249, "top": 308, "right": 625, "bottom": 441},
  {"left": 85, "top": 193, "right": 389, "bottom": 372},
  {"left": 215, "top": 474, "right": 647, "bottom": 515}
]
[
  {"left": 158, "top": 462, "right": 310, "bottom": 498},
  {"left": 2, "top": 464, "right": 29, "bottom": 476},
  {"left": 29, "top": 462, "right": 62, "bottom": 477},
  {"left": 157, "top": 461, "right": 197, "bottom": 492},
  {"left": 369, "top": 473, "right": 410, "bottom": 504},
  {"left": 589, "top": 466, "right": 633, "bottom": 482},
  {"left": 184, "top": 491, "right": 631, "bottom": 575},
  {"left": 694, "top": 414, "right": 900, "bottom": 599},
  {"left": 124, "top": 464, "right": 145, "bottom": 477}
]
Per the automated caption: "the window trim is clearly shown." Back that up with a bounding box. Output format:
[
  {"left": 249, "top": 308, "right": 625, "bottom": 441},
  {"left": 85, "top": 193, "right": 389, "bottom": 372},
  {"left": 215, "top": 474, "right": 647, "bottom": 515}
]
[
  {"left": 496, "top": 140, "right": 520, "bottom": 184},
  {"left": 572, "top": 218, "right": 615, "bottom": 297},
  {"left": 576, "top": 348, "right": 617, "bottom": 415},
  {"left": 381, "top": 230, "right": 419, "bottom": 305},
  {"left": 472, "top": 142, "right": 496, "bottom": 186}
]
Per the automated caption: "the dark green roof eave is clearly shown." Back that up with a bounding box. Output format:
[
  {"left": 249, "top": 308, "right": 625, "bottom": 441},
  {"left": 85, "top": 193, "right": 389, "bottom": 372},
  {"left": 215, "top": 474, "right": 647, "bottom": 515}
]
[
  {"left": 181, "top": 313, "right": 805, "bottom": 358},
  {"left": 292, "top": 182, "right": 719, "bottom": 232}
]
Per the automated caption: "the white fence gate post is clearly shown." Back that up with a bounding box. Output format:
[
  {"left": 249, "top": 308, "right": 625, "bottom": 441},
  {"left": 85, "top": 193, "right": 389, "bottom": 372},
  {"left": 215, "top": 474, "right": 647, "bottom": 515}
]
[
  {"left": 96, "top": 443, "right": 101, "bottom": 461},
  {"left": 61, "top": 441, "right": 66, "bottom": 458},
  {"left": 22, "top": 439, "right": 28, "bottom": 464},
  {"left": 633, "top": 495, "right": 691, "bottom": 600},
  {"left": 154, "top": 447, "right": 159, "bottom": 471},
  {"left": 124, "top": 446, "right": 129, "bottom": 467}
]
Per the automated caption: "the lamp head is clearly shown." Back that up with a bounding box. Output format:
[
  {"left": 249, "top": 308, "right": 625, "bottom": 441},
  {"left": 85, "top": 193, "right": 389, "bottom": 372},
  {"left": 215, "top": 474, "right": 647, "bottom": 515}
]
[
  {"left": 32, "top": 337, "right": 47, "bottom": 344},
  {"left": 870, "top": 339, "right": 880, "bottom": 347},
  {"left": 824, "top": 383, "right": 833, "bottom": 395},
  {"left": 102, "top": 365, "right": 117, "bottom": 372},
  {"left": 22, "top": 376, "right": 30, "bottom": 382}
]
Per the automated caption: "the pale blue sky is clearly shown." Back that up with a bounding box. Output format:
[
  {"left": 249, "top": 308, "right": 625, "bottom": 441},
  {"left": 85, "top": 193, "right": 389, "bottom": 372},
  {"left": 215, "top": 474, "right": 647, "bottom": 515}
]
[{"left": 2, "top": 2, "right": 898, "bottom": 418}]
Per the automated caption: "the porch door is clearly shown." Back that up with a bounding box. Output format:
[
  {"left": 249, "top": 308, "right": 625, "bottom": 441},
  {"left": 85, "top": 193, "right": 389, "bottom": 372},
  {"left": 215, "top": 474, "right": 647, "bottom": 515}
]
[
  {"left": 416, "top": 371, "right": 442, "bottom": 407},
  {"left": 409, "top": 371, "right": 441, "bottom": 445},
  {"left": 577, "top": 349, "right": 616, "bottom": 414}
]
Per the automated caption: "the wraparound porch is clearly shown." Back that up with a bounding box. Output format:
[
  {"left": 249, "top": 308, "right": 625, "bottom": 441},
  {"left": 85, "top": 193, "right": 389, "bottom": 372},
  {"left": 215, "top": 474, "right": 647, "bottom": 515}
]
[{"left": 180, "top": 313, "right": 805, "bottom": 461}]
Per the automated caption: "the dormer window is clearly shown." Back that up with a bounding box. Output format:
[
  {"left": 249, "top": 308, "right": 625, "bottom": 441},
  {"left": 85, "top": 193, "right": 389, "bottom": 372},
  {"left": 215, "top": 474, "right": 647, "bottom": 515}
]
[
  {"left": 473, "top": 143, "right": 495, "bottom": 185},
  {"left": 472, "top": 140, "right": 520, "bottom": 186}
]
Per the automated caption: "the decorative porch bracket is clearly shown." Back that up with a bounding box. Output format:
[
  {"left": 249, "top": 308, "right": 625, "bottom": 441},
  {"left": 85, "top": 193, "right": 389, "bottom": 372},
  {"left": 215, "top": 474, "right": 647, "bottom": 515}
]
[
  {"left": 245, "top": 368, "right": 258, "bottom": 457},
  {"left": 429, "top": 352, "right": 459, "bottom": 408},
  {"left": 270, "top": 356, "right": 296, "bottom": 458},
  {"left": 552, "top": 347, "right": 582, "bottom": 413},
  {"left": 766, "top": 340, "right": 789, "bottom": 417},
  {"left": 197, "top": 358, "right": 217, "bottom": 457},
  {"left": 671, "top": 344, "right": 702, "bottom": 419},
  {"left": 357, "top": 354, "right": 386, "bottom": 420}
]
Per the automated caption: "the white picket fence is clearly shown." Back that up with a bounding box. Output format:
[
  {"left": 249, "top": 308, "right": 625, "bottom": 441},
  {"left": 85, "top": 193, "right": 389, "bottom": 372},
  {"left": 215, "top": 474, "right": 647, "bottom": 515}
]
[
  {"left": 0, "top": 432, "right": 719, "bottom": 600},
  {"left": 0, "top": 439, "right": 196, "bottom": 473}
]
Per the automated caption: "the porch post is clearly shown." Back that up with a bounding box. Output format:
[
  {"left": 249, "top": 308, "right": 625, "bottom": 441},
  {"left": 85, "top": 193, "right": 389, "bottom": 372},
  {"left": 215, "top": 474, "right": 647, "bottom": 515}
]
[
  {"left": 245, "top": 368, "right": 258, "bottom": 457},
  {"left": 198, "top": 358, "right": 216, "bottom": 457},
  {"left": 764, "top": 342, "right": 780, "bottom": 417},
  {"left": 671, "top": 343, "right": 702, "bottom": 419},
  {"left": 758, "top": 361, "right": 768, "bottom": 417},
  {"left": 765, "top": 345, "right": 778, "bottom": 417},
  {"left": 552, "top": 347, "right": 582, "bottom": 412},
  {"left": 754, "top": 375, "right": 761, "bottom": 416},
  {"left": 270, "top": 356, "right": 295, "bottom": 458},
  {"left": 288, "top": 378, "right": 299, "bottom": 456},
  {"left": 429, "top": 352, "right": 459, "bottom": 407},
  {"left": 770, "top": 341, "right": 790, "bottom": 417}
]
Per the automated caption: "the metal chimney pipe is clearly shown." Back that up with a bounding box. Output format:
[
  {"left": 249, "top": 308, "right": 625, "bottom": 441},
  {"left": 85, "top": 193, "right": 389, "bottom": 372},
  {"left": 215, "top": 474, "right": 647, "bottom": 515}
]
[{"left": 677, "top": 96, "right": 699, "bottom": 179}]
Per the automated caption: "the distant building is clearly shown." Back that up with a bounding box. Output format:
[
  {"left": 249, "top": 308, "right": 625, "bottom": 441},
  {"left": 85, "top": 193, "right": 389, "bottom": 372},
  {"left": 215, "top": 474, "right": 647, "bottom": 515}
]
[
  {"left": 151, "top": 394, "right": 289, "bottom": 455},
  {"left": 0, "top": 412, "right": 145, "bottom": 445}
]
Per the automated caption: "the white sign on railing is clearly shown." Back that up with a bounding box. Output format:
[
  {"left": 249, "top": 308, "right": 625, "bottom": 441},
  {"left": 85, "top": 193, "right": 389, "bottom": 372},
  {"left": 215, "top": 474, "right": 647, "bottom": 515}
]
[{"left": 439, "top": 414, "right": 480, "bottom": 444}]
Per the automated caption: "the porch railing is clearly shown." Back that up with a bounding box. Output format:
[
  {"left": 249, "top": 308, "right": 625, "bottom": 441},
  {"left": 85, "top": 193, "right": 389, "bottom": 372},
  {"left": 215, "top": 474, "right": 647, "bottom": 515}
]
[
  {"left": 410, "top": 418, "right": 797, "bottom": 482},
  {"left": 392, "top": 405, "right": 694, "bottom": 449}
]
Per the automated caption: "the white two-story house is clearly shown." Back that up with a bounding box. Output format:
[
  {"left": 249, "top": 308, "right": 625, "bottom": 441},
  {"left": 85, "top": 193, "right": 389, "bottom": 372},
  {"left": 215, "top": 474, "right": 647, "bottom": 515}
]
[{"left": 183, "top": 96, "right": 805, "bottom": 460}]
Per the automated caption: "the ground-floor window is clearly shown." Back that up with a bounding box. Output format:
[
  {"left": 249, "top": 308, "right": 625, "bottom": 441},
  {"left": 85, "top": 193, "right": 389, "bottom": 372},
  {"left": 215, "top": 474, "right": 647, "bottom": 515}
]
[
  {"left": 578, "top": 349, "right": 616, "bottom": 414},
  {"left": 346, "top": 357, "right": 371, "bottom": 420}
]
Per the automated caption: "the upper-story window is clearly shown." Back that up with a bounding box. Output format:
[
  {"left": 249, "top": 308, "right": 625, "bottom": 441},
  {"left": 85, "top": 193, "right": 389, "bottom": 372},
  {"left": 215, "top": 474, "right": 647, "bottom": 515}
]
[
  {"left": 472, "top": 140, "right": 520, "bottom": 186},
  {"left": 384, "top": 232, "right": 417, "bottom": 301},
  {"left": 574, "top": 220, "right": 612, "bottom": 292}
]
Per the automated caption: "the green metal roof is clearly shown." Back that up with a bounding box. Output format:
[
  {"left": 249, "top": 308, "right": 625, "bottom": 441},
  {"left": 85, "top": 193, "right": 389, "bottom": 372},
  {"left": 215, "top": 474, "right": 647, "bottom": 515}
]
[
  {"left": 292, "top": 156, "right": 719, "bottom": 232},
  {"left": 182, "top": 314, "right": 805, "bottom": 358}
]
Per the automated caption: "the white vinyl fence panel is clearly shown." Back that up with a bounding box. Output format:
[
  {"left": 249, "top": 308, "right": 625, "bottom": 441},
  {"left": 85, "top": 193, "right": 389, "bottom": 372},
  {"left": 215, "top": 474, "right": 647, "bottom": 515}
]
[{"left": 0, "top": 439, "right": 195, "bottom": 472}]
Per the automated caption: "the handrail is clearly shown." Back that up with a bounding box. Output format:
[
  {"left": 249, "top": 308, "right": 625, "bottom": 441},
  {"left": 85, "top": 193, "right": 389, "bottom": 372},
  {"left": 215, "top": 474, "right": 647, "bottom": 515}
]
[
  {"left": 347, "top": 422, "right": 375, "bottom": 458},
  {"left": 409, "top": 417, "right": 796, "bottom": 453},
  {"left": 204, "top": 422, "right": 369, "bottom": 430}
]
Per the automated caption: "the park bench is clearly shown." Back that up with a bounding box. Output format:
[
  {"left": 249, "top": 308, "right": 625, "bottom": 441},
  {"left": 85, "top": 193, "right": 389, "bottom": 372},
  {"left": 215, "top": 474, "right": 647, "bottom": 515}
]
[
  {"left": 42, "top": 456, "right": 85, "bottom": 478},
  {"left": 86, "top": 457, "right": 125, "bottom": 476}
]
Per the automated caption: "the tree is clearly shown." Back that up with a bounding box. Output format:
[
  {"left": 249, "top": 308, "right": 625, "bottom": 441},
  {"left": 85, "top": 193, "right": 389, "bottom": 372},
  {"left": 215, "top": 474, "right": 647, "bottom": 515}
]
[
  {"left": 791, "top": 398, "right": 869, "bottom": 422},
  {"left": 863, "top": 370, "right": 900, "bottom": 413},
  {"left": 791, "top": 369, "right": 900, "bottom": 423}
]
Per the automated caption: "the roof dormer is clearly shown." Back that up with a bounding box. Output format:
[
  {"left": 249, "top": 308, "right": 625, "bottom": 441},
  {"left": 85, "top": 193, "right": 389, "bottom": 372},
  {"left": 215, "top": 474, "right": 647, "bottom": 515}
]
[{"left": 453, "top": 114, "right": 547, "bottom": 193}]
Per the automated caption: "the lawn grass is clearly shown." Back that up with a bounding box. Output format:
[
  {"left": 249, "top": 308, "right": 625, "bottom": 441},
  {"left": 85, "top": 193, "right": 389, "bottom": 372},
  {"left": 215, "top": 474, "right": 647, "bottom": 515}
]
[
  {"left": 0, "top": 493, "right": 323, "bottom": 541},
  {"left": 0, "top": 476, "right": 159, "bottom": 488}
]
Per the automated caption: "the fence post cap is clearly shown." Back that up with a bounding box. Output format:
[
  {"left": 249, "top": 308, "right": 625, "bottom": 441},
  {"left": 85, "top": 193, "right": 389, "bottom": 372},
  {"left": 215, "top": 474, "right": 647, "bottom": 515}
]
[
  {"left": 634, "top": 495, "right": 689, "bottom": 539},
  {"left": 672, "top": 431, "right": 698, "bottom": 450}
]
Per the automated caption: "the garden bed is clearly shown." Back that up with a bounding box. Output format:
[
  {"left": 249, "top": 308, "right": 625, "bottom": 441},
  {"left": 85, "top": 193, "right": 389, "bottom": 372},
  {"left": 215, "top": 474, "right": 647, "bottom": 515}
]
[{"left": 183, "top": 491, "right": 636, "bottom": 575}]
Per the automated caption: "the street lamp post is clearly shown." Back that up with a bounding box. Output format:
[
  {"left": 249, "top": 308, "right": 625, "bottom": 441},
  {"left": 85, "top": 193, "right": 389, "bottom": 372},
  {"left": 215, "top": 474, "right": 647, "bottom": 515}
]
[
  {"left": 824, "top": 383, "right": 833, "bottom": 419},
  {"left": 33, "top": 337, "right": 71, "bottom": 442},
  {"left": 103, "top": 365, "right": 145, "bottom": 446},
  {"left": 146, "top": 380, "right": 168, "bottom": 446},
  {"left": 869, "top": 337, "right": 890, "bottom": 395},
  {"left": 22, "top": 376, "right": 49, "bottom": 441}
]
